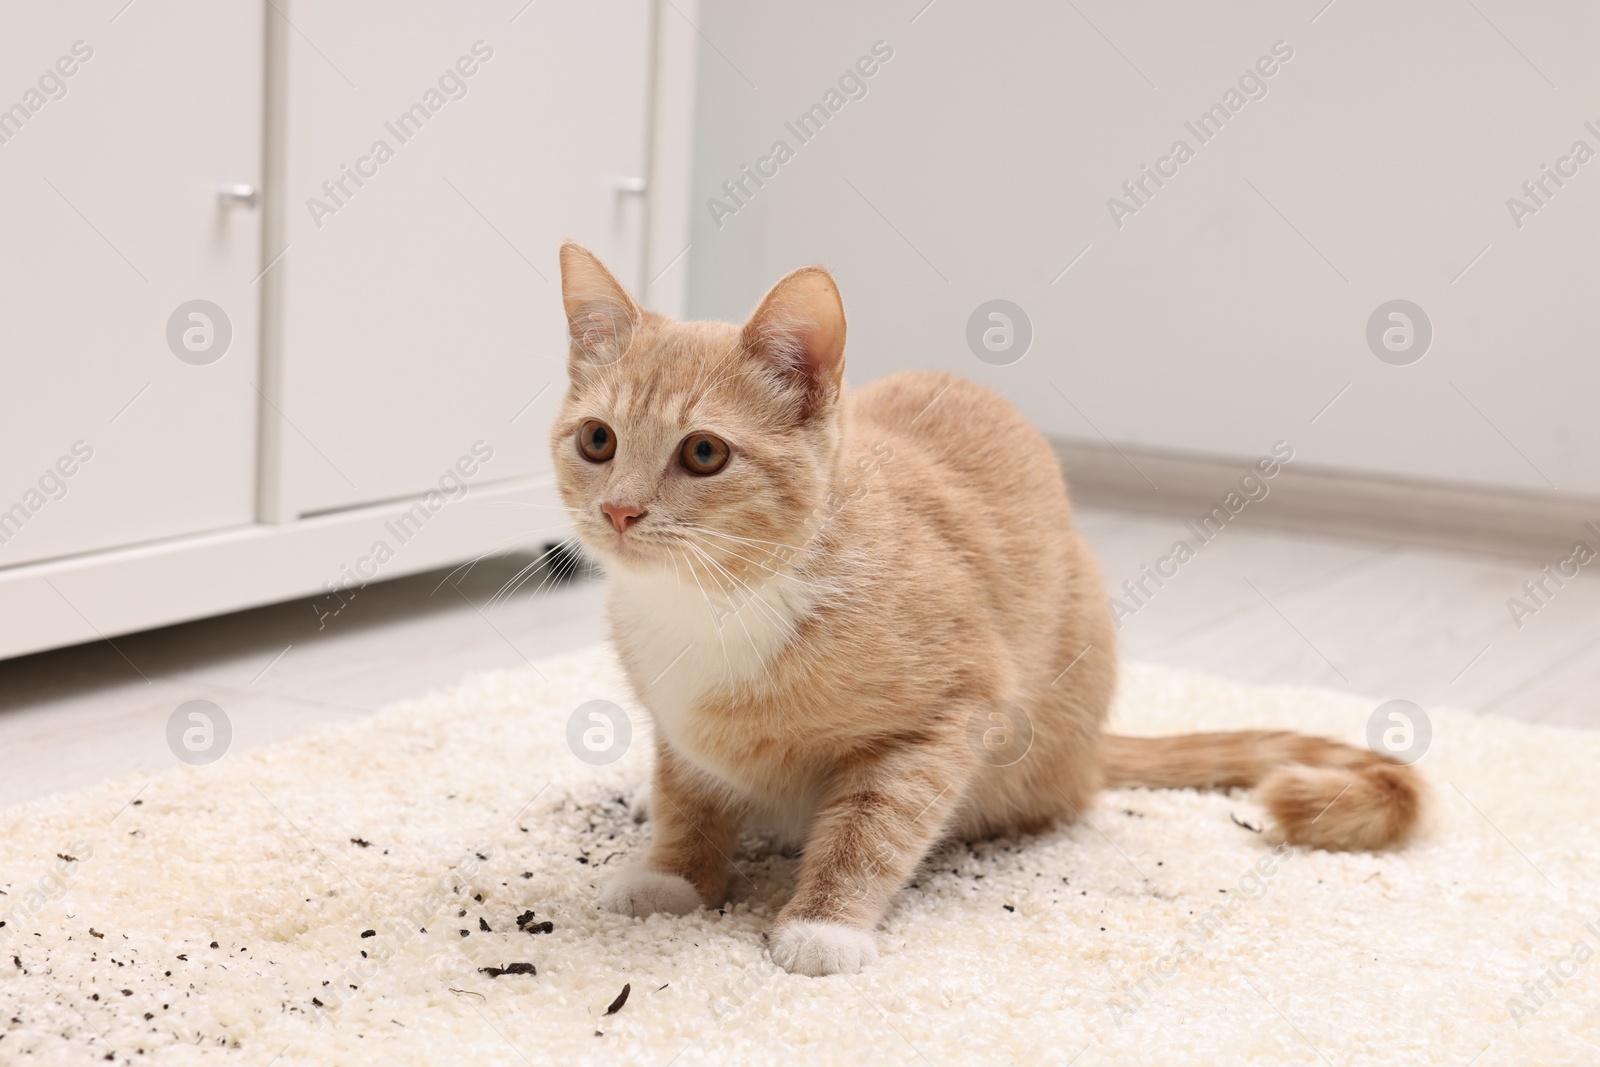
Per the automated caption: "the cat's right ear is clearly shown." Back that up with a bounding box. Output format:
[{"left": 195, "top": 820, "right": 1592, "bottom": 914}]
[{"left": 559, "top": 241, "right": 640, "bottom": 368}]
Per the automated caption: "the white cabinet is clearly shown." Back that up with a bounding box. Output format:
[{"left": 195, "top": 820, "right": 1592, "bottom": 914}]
[
  {"left": 267, "top": 0, "right": 655, "bottom": 518},
  {"left": 0, "top": 0, "right": 698, "bottom": 661},
  {"left": 0, "top": 1, "right": 263, "bottom": 568}
]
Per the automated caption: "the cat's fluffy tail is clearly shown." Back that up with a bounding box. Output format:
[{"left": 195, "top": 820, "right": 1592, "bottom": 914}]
[{"left": 1098, "top": 730, "right": 1423, "bottom": 851}]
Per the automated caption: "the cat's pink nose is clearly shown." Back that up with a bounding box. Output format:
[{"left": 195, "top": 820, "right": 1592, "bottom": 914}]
[{"left": 601, "top": 502, "right": 646, "bottom": 533}]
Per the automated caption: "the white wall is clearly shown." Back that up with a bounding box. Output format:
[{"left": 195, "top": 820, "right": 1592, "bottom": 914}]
[{"left": 685, "top": 0, "right": 1600, "bottom": 497}]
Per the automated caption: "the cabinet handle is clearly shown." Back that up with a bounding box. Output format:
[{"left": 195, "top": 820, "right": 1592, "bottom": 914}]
[
  {"left": 218, "top": 183, "right": 259, "bottom": 209},
  {"left": 608, "top": 176, "right": 648, "bottom": 194}
]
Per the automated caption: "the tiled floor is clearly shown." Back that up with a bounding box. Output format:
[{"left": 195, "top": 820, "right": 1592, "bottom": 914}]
[{"left": 1, "top": 506, "right": 1595, "bottom": 807}]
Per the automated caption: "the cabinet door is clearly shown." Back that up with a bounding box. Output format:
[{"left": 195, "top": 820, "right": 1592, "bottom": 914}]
[
  {"left": 0, "top": 2, "right": 263, "bottom": 568},
  {"left": 270, "top": 0, "right": 653, "bottom": 518}
]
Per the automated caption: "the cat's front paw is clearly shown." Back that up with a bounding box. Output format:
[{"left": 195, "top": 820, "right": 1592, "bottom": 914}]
[
  {"left": 769, "top": 920, "right": 878, "bottom": 976},
  {"left": 600, "top": 866, "right": 702, "bottom": 918}
]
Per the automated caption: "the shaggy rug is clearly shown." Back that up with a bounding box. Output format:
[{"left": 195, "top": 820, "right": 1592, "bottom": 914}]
[{"left": 1, "top": 645, "right": 1596, "bottom": 1066}]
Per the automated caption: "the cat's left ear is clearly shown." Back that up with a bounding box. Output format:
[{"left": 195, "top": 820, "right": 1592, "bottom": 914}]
[
  {"left": 559, "top": 240, "right": 641, "bottom": 368},
  {"left": 739, "top": 266, "right": 846, "bottom": 418}
]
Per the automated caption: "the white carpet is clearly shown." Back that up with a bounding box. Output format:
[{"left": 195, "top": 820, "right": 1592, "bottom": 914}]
[{"left": 1, "top": 646, "right": 1596, "bottom": 1066}]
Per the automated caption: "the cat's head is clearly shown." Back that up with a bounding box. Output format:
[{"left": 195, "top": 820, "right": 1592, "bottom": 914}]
[{"left": 549, "top": 242, "right": 847, "bottom": 581}]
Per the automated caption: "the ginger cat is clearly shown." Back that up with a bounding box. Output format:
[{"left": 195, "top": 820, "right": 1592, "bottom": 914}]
[{"left": 550, "top": 242, "right": 1423, "bottom": 976}]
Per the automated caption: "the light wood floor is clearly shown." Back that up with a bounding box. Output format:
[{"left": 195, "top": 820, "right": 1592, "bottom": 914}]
[{"left": 1, "top": 506, "right": 1595, "bottom": 807}]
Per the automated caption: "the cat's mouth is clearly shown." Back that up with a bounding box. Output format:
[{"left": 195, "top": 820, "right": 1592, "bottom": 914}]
[
  {"left": 608, "top": 534, "right": 664, "bottom": 566},
  {"left": 578, "top": 519, "right": 673, "bottom": 571},
  {"left": 578, "top": 512, "right": 768, "bottom": 583}
]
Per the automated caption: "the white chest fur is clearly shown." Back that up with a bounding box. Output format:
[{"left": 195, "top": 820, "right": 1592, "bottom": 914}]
[{"left": 609, "top": 565, "right": 812, "bottom": 790}]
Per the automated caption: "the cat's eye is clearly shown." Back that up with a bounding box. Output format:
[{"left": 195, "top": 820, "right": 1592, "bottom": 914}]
[
  {"left": 678, "top": 432, "right": 730, "bottom": 476},
  {"left": 577, "top": 419, "right": 616, "bottom": 462}
]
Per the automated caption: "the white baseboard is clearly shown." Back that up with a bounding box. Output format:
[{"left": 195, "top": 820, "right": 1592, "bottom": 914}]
[
  {"left": 1051, "top": 437, "right": 1600, "bottom": 562},
  {"left": 0, "top": 475, "right": 568, "bottom": 662}
]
